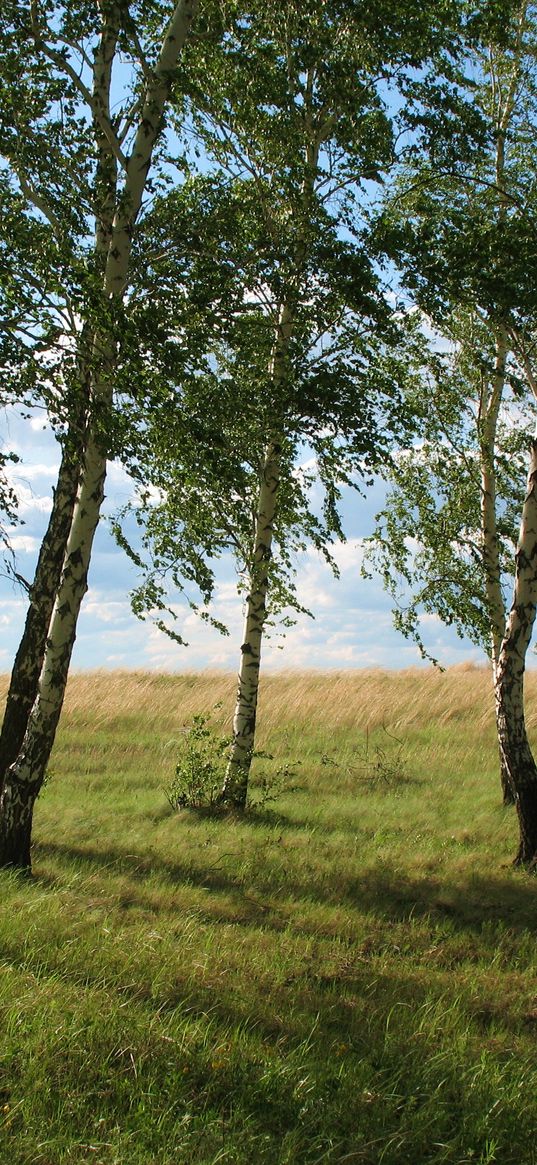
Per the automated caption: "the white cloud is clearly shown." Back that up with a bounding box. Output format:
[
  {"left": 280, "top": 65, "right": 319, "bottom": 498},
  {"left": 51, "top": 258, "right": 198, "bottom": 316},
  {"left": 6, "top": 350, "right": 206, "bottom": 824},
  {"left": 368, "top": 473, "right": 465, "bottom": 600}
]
[
  {"left": 0, "top": 597, "right": 27, "bottom": 616},
  {"left": 83, "top": 590, "right": 130, "bottom": 624},
  {"left": 29, "top": 416, "right": 52, "bottom": 433},
  {"left": 93, "top": 627, "right": 135, "bottom": 642},
  {"left": 6, "top": 481, "right": 53, "bottom": 517},
  {"left": 0, "top": 414, "right": 496, "bottom": 672},
  {"left": 8, "top": 534, "right": 41, "bottom": 554},
  {"left": 332, "top": 537, "right": 366, "bottom": 571},
  {"left": 12, "top": 462, "right": 59, "bottom": 482}
]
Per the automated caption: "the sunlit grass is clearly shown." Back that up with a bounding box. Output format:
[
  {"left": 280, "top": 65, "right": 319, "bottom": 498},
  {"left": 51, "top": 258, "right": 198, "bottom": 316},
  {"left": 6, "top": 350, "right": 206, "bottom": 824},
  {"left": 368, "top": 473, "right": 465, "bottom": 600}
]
[{"left": 2, "top": 667, "right": 537, "bottom": 1163}]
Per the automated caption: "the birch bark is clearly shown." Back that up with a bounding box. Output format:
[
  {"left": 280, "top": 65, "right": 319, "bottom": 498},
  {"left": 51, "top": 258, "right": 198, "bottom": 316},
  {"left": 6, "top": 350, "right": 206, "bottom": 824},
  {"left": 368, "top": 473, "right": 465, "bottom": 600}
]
[
  {"left": 0, "top": 425, "right": 83, "bottom": 794},
  {"left": 219, "top": 70, "right": 327, "bottom": 808},
  {"left": 0, "top": 0, "right": 199, "bottom": 870},
  {"left": 495, "top": 440, "right": 537, "bottom": 863},
  {"left": 219, "top": 288, "right": 296, "bottom": 808},
  {"left": 220, "top": 437, "right": 282, "bottom": 808},
  {"left": 0, "top": 0, "right": 120, "bottom": 792},
  {"left": 486, "top": 7, "right": 529, "bottom": 809}
]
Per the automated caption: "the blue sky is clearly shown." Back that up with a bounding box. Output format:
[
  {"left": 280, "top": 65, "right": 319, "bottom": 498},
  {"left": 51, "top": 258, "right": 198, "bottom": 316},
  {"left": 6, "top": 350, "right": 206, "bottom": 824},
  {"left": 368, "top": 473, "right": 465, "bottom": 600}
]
[{"left": 0, "top": 403, "right": 494, "bottom": 674}]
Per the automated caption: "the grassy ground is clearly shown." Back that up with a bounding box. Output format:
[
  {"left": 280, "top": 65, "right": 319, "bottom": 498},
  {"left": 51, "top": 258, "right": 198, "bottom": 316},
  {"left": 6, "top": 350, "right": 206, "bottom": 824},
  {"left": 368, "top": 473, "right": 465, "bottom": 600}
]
[{"left": 2, "top": 666, "right": 537, "bottom": 1164}]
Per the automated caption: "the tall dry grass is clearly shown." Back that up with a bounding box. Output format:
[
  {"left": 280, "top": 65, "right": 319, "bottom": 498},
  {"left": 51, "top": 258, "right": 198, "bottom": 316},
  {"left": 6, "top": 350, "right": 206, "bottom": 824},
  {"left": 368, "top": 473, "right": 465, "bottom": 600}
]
[{"left": 0, "top": 662, "right": 511, "bottom": 737}]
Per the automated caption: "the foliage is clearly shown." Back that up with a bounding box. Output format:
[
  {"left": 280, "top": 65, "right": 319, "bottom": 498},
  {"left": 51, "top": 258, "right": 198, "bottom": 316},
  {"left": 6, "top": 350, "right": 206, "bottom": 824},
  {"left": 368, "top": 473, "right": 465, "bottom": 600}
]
[
  {"left": 0, "top": 0, "right": 227, "bottom": 489},
  {"left": 365, "top": 5, "right": 537, "bottom": 664},
  {"left": 115, "top": 0, "right": 471, "bottom": 643},
  {"left": 166, "top": 712, "right": 230, "bottom": 810},
  {"left": 363, "top": 321, "right": 530, "bottom": 662},
  {"left": 166, "top": 710, "right": 299, "bottom": 811},
  {"left": 248, "top": 758, "right": 302, "bottom": 810}
]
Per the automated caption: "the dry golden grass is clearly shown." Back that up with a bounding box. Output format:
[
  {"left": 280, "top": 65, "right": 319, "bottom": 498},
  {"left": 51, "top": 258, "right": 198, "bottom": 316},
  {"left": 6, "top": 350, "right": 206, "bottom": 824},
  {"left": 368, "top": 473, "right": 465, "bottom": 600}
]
[{"left": 0, "top": 661, "right": 509, "bottom": 737}]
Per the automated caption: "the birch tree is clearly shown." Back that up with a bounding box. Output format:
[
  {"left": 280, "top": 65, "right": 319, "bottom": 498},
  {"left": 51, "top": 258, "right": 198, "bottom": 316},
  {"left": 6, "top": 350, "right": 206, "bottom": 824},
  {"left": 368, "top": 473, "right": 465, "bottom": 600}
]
[
  {"left": 194, "top": 1, "right": 481, "bottom": 809},
  {"left": 120, "top": 181, "right": 425, "bottom": 808},
  {"left": 364, "top": 312, "right": 528, "bottom": 801},
  {"left": 0, "top": 0, "right": 200, "bottom": 870},
  {"left": 366, "top": 2, "right": 537, "bottom": 851},
  {"left": 492, "top": 6, "right": 537, "bottom": 862},
  {"left": 0, "top": 74, "right": 94, "bottom": 796},
  {"left": 117, "top": 0, "right": 473, "bottom": 809}
]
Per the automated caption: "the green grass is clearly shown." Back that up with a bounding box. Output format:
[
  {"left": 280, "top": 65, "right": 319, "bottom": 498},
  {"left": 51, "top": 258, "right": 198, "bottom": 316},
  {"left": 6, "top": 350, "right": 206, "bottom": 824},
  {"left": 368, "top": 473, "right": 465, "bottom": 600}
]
[{"left": 2, "top": 668, "right": 537, "bottom": 1164}]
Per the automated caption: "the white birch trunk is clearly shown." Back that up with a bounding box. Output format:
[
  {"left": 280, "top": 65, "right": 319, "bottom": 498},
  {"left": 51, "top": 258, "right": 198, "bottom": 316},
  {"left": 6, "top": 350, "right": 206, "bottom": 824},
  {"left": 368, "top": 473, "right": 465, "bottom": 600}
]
[
  {"left": 480, "top": 397, "right": 507, "bottom": 663},
  {"left": 0, "top": 0, "right": 199, "bottom": 869},
  {"left": 221, "top": 438, "right": 282, "bottom": 808},
  {"left": 495, "top": 440, "right": 537, "bottom": 864},
  {"left": 0, "top": 426, "right": 83, "bottom": 792},
  {"left": 220, "top": 294, "right": 295, "bottom": 809},
  {"left": 498, "top": 15, "right": 537, "bottom": 847},
  {"left": 0, "top": 435, "right": 107, "bottom": 867},
  {"left": 219, "top": 88, "right": 325, "bottom": 809},
  {"left": 482, "top": 22, "right": 527, "bottom": 805}
]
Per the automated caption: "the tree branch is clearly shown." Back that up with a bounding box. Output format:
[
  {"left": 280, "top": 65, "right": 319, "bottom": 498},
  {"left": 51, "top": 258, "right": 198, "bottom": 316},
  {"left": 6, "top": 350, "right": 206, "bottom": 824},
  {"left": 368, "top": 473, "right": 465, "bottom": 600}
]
[{"left": 30, "top": 0, "right": 128, "bottom": 171}]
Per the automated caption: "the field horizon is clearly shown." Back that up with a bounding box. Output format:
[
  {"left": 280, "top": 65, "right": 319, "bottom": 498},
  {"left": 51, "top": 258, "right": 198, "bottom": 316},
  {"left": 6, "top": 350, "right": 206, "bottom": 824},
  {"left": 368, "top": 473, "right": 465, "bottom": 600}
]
[{"left": 2, "top": 666, "right": 537, "bottom": 1164}]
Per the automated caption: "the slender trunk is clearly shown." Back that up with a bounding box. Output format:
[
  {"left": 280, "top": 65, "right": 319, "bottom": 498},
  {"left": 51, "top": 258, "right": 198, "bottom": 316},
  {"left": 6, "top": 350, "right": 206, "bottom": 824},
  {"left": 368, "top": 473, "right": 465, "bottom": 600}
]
[
  {"left": 220, "top": 439, "right": 281, "bottom": 808},
  {"left": 0, "top": 8, "right": 124, "bottom": 789},
  {"left": 0, "top": 777, "right": 36, "bottom": 872},
  {"left": 0, "top": 434, "right": 106, "bottom": 868},
  {"left": 485, "top": 16, "right": 530, "bottom": 803},
  {"left": 0, "top": 0, "right": 198, "bottom": 871},
  {"left": 495, "top": 440, "right": 537, "bottom": 865},
  {"left": 220, "top": 76, "right": 324, "bottom": 809},
  {"left": 221, "top": 293, "right": 295, "bottom": 810},
  {"left": 493, "top": 665, "right": 515, "bottom": 805},
  {"left": 479, "top": 323, "right": 513, "bottom": 803},
  {"left": 0, "top": 425, "right": 84, "bottom": 795}
]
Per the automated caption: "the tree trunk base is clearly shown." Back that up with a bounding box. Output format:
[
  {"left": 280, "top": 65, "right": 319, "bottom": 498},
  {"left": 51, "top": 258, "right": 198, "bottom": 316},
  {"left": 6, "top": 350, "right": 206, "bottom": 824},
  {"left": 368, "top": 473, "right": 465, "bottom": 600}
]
[
  {"left": 0, "top": 773, "right": 39, "bottom": 873},
  {"left": 217, "top": 792, "right": 247, "bottom": 813},
  {"left": 511, "top": 783, "right": 537, "bottom": 868},
  {"left": 514, "top": 845, "right": 537, "bottom": 869},
  {"left": 219, "top": 759, "right": 250, "bottom": 812}
]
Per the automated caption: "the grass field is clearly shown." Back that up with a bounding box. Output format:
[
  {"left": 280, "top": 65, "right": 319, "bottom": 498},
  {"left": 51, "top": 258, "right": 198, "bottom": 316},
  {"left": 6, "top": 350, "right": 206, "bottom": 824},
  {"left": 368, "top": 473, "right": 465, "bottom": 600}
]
[{"left": 2, "top": 666, "right": 537, "bottom": 1165}]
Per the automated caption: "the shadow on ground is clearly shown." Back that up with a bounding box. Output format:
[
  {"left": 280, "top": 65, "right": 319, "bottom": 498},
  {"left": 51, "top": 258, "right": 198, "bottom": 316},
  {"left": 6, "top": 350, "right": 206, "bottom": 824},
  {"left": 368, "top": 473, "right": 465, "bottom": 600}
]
[{"left": 33, "top": 836, "right": 537, "bottom": 937}]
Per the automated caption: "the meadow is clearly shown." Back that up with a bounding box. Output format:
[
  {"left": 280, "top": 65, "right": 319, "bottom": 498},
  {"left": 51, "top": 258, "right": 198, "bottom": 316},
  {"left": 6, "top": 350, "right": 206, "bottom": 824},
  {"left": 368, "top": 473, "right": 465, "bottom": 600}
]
[{"left": 2, "top": 666, "right": 537, "bottom": 1165}]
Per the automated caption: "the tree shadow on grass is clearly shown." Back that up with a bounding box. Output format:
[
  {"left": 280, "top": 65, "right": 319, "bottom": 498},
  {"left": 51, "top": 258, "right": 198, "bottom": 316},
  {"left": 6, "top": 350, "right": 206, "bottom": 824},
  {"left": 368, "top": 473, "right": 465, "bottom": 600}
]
[
  {"left": 33, "top": 837, "right": 537, "bottom": 939},
  {"left": 3, "top": 929, "right": 530, "bottom": 1165},
  {"left": 5, "top": 850, "right": 530, "bottom": 1046},
  {"left": 150, "top": 802, "right": 317, "bottom": 831},
  {"left": 34, "top": 838, "right": 240, "bottom": 896}
]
